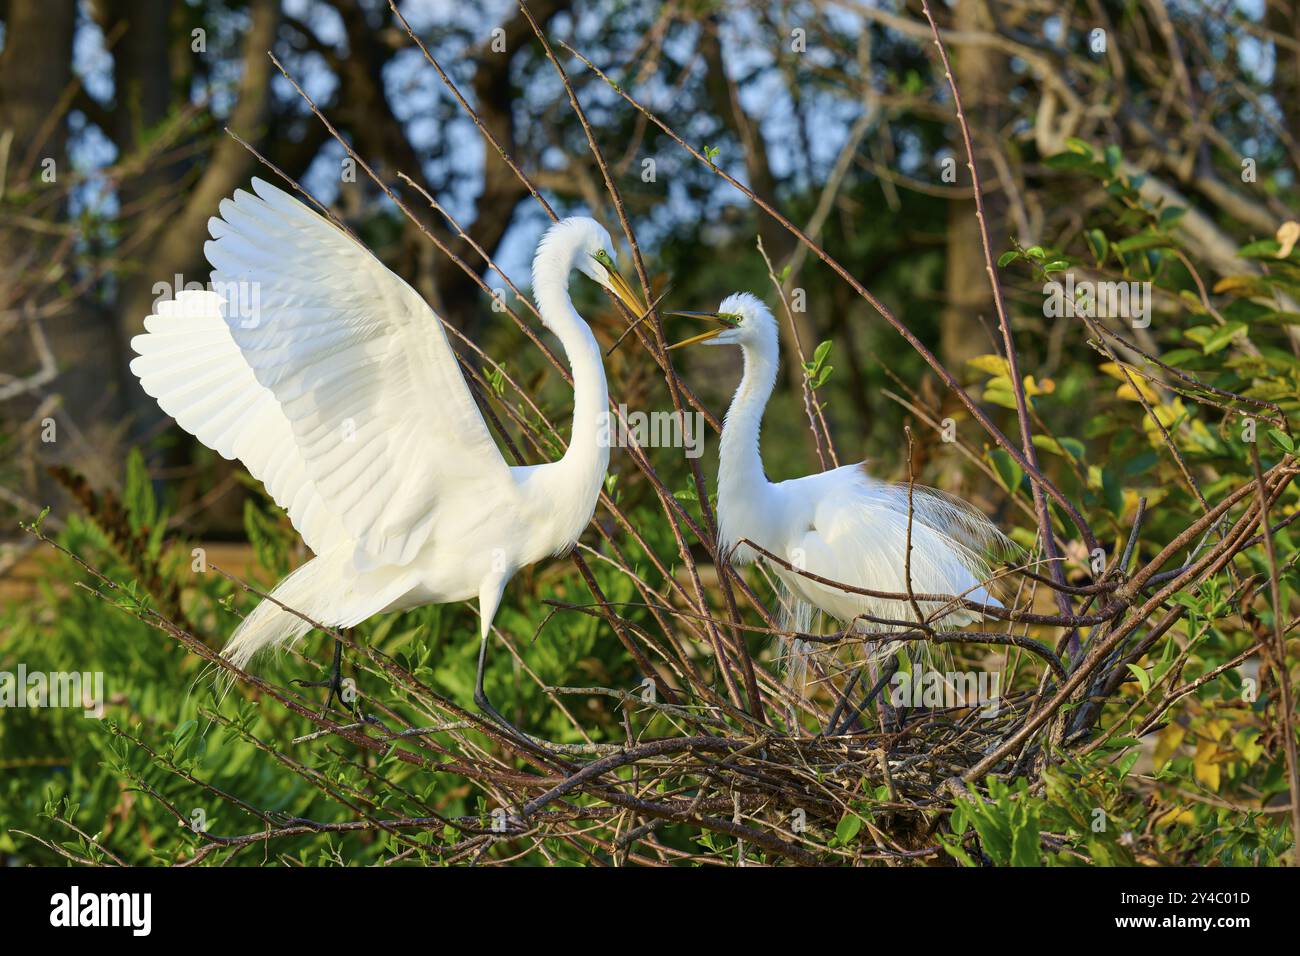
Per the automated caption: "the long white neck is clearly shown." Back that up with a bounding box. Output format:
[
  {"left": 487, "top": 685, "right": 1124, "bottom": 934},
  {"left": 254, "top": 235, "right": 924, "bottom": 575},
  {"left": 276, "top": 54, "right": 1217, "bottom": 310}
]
[
  {"left": 531, "top": 240, "right": 610, "bottom": 534},
  {"left": 717, "top": 331, "right": 779, "bottom": 555}
]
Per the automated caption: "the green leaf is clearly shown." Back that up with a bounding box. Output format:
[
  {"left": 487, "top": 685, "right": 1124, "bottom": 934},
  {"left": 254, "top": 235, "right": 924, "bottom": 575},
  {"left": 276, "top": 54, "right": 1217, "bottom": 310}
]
[
  {"left": 989, "top": 449, "right": 1024, "bottom": 495},
  {"left": 172, "top": 720, "right": 197, "bottom": 747},
  {"left": 1085, "top": 229, "right": 1108, "bottom": 265},
  {"left": 1117, "top": 749, "right": 1142, "bottom": 779},
  {"left": 123, "top": 448, "right": 157, "bottom": 534},
  {"left": 1126, "top": 663, "right": 1152, "bottom": 695},
  {"left": 1201, "top": 322, "right": 1247, "bottom": 355},
  {"left": 1009, "top": 815, "right": 1041, "bottom": 866},
  {"left": 1268, "top": 429, "right": 1295, "bottom": 454},
  {"left": 997, "top": 250, "right": 1020, "bottom": 267},
  {"left": 966, "top": 800, "right": 1012, "bottom": 863},
  {"left": 835, "top": 812, "right": 863, "bottom": 843},
  {"left": 1157, "top": 206, "right": 1186, "bottom": 228},
  {"left": 983, "top": 385, "right": 1021, "bottom": 411},
  {"left": 1114, "top": 232, "right": 1173, "bottom": 253},
  {"left": 1101, "top": 467, "right": 1124, "bottom": 515},
  {"left": 1045, "top": 152, "right": 1099, "bottom": 172},
  {"left": 1032, "top": 434, "right": 1085, "bottom": 461},
  {"left": 950, "top": 803, "right": 968, "bottom": 836},
  {"left": 1238, "top": 239, "right": 1282, "bottom": 259},
  {"left": 942, "top": 838, "right": 978, "bottom": 866}
]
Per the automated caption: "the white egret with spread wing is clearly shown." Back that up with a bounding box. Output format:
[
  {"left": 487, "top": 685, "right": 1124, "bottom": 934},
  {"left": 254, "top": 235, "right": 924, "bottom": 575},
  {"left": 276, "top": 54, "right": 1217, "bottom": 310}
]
[
  {"left": 670, "top": 292, "right": 1010, "bottom": 728},
  {"left": 129, "top": 178, "right": 643, "bottom": 736}
]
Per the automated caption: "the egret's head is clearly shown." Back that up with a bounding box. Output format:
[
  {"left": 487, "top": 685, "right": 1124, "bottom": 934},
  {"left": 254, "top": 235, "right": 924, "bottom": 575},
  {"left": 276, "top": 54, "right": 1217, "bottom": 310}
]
[
  {"left": 539, "top": 216, "right": 645, "bottom": 316},
  {"left": 668, "top": 292, "right": 774, "bottom": 350}
]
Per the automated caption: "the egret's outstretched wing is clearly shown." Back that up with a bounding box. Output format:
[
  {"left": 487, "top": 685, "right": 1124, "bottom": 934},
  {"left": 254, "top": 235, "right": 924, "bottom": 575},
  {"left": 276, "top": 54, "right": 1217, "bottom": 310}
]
[
  {"left": 130, "top": 290, "right": 348, "bottom": 557},
  {"left": 203, "top": 177, "right": 513, "bottom": 567}
]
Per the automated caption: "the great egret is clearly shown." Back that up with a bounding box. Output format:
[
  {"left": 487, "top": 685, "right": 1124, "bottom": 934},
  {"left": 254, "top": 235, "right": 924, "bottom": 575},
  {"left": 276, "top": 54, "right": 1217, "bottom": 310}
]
[
  {"left": 670, "top": 292, "right": 1009, "bottom": 727},
  {"left": 129, "top": 177, "right": 643, "bottom": 736}
]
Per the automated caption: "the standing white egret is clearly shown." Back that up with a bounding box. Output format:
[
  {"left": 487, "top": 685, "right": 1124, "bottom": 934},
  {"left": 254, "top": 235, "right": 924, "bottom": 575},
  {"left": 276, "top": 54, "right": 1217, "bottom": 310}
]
[
  {"left": 669, "top": 293, "right": 1010, "bottom": 726},
  {"left": 129, "top": 177, "right": 643, "bottom": 735}
]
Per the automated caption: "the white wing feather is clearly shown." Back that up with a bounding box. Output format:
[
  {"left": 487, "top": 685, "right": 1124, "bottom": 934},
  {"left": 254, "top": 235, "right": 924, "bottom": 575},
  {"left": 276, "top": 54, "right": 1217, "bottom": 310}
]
[
  {"left": 200, "top": 177, "right": 513, "bottom": 567},
  {"left": 130, "top": 290, "right": 349, "bottom": 556}
]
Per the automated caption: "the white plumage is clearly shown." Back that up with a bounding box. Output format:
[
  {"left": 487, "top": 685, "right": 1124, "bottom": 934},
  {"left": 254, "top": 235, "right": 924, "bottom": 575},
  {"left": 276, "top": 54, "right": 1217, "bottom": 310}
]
[
  {"left": 672, "top": 292, "right": 1009, "bottom": 652},
  {"left": 130, "top": 178, "right": 641, "bottom": 724}
]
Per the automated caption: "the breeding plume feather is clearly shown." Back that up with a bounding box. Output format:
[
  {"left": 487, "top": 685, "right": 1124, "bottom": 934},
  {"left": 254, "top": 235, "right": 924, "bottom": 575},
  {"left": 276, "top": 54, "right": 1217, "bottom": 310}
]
[
  {"left": 670, "top": 292, "right": 1011, "bottom": 699},
  {"left": 130, "top": 178, "right": 644, "bottom": 734}
]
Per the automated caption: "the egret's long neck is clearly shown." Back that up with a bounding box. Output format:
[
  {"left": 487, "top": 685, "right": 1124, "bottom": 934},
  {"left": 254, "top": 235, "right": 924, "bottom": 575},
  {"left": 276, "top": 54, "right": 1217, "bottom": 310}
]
[
  {"left": 532, "top": 250, "right": 610, "bottom": 512},
  {"left": 718, "top": 333, "right": 779, "bottom": 523}
]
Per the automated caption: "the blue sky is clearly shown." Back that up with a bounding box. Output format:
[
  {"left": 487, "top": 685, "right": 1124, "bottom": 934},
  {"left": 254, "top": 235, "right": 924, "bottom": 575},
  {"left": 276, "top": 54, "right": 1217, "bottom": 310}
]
[{"left": 47, "top": 0, "right": 1290, "bottom": 299}]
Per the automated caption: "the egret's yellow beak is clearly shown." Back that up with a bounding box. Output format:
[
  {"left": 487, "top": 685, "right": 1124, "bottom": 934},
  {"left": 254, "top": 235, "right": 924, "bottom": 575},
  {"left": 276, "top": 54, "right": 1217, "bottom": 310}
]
[
  {"left": 666, "top": 311, "right": 730, "bottom": 350},
  {"left": 604, "top": 266, "right": 646, "bottom": 317}
]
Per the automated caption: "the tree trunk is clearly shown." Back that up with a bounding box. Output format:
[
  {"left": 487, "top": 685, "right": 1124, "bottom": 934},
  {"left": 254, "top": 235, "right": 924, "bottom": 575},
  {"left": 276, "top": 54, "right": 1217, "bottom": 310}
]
[
  {"left": 939, "top": 0, "right": 1003, "bottom": 378},
  {"left": 1, "top": 0, "right": 126, "bottom": 493}
]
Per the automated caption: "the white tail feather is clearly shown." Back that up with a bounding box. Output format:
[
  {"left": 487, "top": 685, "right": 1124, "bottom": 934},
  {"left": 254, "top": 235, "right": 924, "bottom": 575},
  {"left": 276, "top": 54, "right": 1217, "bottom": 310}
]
[
  {"left": 222, "top": 549, "right": 419, "bottom": 673},
  {"left": 223, "top": 556, "right": 328, "bottom": 670}
]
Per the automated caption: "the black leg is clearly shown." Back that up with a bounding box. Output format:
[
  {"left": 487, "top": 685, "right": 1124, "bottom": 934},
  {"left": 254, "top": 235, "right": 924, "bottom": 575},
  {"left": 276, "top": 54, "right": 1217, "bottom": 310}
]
[
  {"left": 474, "top": 632, "right": 552, "bottom": 758},
  {"left": 831, "top": 653, "right": 900, "bottom": 737},
  {"left": 877, "top": 644, "right": 924, "bottom": 733},
  {"left": 822, "top": 666, "right": 863, "bottom": 737},
  {"left": 293, "top": 635, "right": 355, "bottom": 715}
]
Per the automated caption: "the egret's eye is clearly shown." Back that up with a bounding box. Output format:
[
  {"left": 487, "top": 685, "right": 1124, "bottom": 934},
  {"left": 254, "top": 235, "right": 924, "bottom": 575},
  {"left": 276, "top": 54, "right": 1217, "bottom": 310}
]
[
  {"left": 717, "top": 312, "right": 743, "bottom": 328},
  {"left": 591, "top": 249, "right": 616, "bottom": 271}
]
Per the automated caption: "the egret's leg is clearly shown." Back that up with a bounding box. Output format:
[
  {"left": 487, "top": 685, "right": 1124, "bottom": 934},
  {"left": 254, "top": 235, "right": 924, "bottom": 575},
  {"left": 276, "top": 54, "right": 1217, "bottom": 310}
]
[
  {"left": 293, "top": 633, "right": 355, "bottom": 715},
  {"left": 473, "top": 630, "right": 551, "bottom": 758},
  {"left": 875, "top": 650, "right": 905, "bottom": 734},
  {"left": 890, "top": 644, "right": 919, "bottom": 731},
  {"left": 823, "top": 666, "right": 863, "bottom": 736},
  {"left": 473, "top": 630, "right": 511, "bottom": 728},
  {"left": 471, "top": 573, "right": 552, "bottom": 758},
  {"left": 830, "top": 653, "right": 900, "bottom": 736}
]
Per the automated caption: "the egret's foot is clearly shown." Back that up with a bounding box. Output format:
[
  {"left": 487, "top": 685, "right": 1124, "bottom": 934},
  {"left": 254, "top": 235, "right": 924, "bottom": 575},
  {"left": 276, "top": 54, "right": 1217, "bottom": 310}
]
[
  {"left": 473, "top": 684, "right": 551, "bottom": 758},
  {"left": 293, "top": 637, "right": 355, "bottom": 716}
]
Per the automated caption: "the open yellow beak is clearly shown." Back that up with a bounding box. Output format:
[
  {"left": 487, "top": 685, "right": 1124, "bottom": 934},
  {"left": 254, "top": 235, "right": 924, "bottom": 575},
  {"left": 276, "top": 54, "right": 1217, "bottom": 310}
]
[
  {"left": 604, "top": 267, "right": 647, "bottom": 317},
  {"left": 667, "top": 328, "right": 725, "bottom": 350},
  {"left": 666, "top": 310, "right": 728, "bottom": 350}
]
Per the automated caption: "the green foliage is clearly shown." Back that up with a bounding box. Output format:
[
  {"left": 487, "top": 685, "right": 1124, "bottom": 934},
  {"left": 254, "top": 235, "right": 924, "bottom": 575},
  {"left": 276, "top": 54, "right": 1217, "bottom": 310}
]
[
  {"left": 803, "top": 340, "right": 835, "bottom": 389},
  {"left": 5, "top": 127, "right": 1299, "bottom": 866},
  {"left": 0, "top": 449, "right": 689, "bottom": 865},
  {"left": 945, "top": 779, "right": 1043, "bottom": 867}
]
